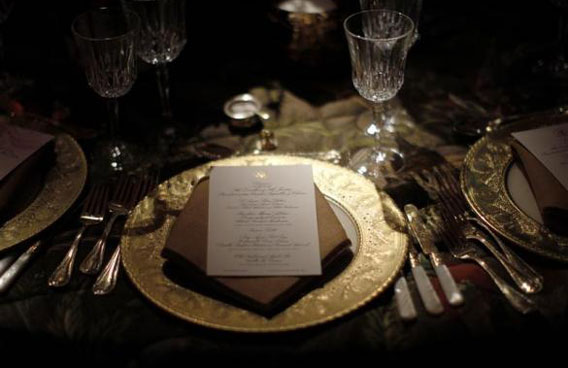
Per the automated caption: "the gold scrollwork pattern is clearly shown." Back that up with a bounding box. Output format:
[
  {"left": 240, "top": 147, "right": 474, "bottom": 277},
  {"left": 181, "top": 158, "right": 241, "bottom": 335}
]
[
  {"left": 0, "top": 132, "right": 87, "bottom": 251},
  {"left": 461, "top": 115, "right": 568, "bottom": 262},
  {"left": 121, "top": 155, "right": 408, "bottom": 332}
]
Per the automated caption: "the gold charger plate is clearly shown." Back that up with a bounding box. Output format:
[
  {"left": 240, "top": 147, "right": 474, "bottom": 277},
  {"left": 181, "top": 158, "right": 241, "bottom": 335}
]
[
  {"left": 121, "top": 155, "right": 408, "bottom": 332},
  {"left": 461, "top": 114, "right": 568, "bottom": 262},
  {"left": 0, "top": 115, "right": 88, "bottom": 251}
]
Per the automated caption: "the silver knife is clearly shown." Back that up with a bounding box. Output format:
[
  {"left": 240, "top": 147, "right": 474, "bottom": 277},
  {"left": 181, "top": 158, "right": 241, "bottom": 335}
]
[
  {"left": 407, "top": 235, "right": 444, "bottom": 315},
  {"left": 0, "top": 251, "right": 17, "bottom": 276},
  {"left": 405, "top": 204, "right": 464, "bottom": 307},
  {"left": 0, "top": 240, "right": 42, "bottom": 294},
  {"left": 394, "top": 271, "right": 417, "bottom": 321}
]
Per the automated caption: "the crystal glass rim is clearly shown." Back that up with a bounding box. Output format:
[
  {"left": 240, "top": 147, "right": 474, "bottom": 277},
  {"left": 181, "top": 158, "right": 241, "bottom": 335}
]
[
  {"left": 71, "top": 7, "right": 140, "bottom": 42},
  {"left": 343, "top": 9, "right": 414, "bottom": 42}
]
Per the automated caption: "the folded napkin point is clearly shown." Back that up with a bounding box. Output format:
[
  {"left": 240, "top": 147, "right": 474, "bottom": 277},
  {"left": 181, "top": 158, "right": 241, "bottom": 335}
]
[
  {"left": 510, "top": 139, "right": 568, "bottom": 236},
  {"left": 161, "top": 177, "right": 353, "bottom": 317}
]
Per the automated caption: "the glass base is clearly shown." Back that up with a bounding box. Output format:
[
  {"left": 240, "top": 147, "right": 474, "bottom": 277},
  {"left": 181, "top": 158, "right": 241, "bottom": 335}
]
[
  {"left": 90, "top": 139, "right": 140, "bottom": 178},
  {"left": 349, "top": 146, "right": 403, "bottom": 188},
  {"left": 358, "top": 120, "right": 379, "bottom": 136},
  {"left": 154, "top": 116, "right": 191, "bottom": 158},
  {"left": 356, "top": 112, "right": 397, "bottom": 136}
]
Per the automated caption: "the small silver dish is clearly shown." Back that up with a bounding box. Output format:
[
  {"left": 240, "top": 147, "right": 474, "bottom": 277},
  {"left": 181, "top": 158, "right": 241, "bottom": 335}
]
[{"left": 223, "top": 93, "right": 270, "bottom": 129}]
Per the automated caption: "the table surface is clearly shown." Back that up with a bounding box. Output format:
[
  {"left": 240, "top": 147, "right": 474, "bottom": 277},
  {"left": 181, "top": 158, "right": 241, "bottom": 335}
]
[{"left": 1, "top": 0, "right": 568, "bottom": 365}]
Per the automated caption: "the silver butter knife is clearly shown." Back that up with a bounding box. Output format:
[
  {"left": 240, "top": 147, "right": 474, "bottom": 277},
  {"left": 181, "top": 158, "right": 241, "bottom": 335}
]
[
  {"left": 407, "top": 234, "right": 444, "bottom": 315},
  {"left": 0, "top": 240, "right": 42, "bottom": 294},
  {"left": 394, "top": 271, "right": 418, "bottom": 321},
  {"left": 405, "top": 204, "right": 464, "bottom": 307}
]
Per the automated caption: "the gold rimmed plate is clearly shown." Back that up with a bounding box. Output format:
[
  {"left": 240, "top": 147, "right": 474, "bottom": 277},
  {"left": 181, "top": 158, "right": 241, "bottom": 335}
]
[
  {"left": 461, "top": 114, "right": 568, "bottom": 262},
  {"left": 0, "top": 115, "right": 88, "bottom": 252},
  {"left": 121, "top": 155, "right": 408, "bottom": 332}
]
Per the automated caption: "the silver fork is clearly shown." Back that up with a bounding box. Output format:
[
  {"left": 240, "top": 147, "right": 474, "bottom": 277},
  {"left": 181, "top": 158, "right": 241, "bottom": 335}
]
[
  {"left": 48, "top": 183, "right": 109, "bottom": 287},
  {"left": 432, "top": 198, "right": 537, "bottom": 314},
  {"left": 429, "top": 165, "right": 543, "bottom": 294},
  {"left": 79, "top": 174, "right": 135, "bottom": 275},
  {"left": 92, "top": 172, "right": 159, "bottom": 295}
]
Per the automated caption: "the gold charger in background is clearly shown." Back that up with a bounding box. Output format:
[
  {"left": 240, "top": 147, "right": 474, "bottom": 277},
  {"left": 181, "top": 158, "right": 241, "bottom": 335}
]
[
  {"left": 461, "top": 114, "right": 568, "bottom": 262},
  {"left": 121, "top": 155, "right": 408, "bottom": 332},
  {"left": 0, "top": 117, "right": 87, "bottom": 251}
]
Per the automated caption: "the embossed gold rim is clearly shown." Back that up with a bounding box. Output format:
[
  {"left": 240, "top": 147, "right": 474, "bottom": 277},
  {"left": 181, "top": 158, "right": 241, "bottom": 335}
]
[
  {"left": 121, "top": 155, "right": 408, "bottom": 332},
  {"left": 0, "top": 132, "right": 88, "bottom": 252},
  {"left": 461, "top": 116, "right": 568, "bottom": 262}
]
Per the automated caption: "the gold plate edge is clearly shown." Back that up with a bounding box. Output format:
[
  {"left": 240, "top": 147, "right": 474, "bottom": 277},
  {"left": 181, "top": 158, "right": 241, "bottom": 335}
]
[
  {"left": 0, "top": 133, "right": 88, "bottom": 251},
  {"left": 121, "top": 155, "right": 408, "bottom": 333},
  {"left": 461, "top": 133, "right": 568, "bottom": 262}
]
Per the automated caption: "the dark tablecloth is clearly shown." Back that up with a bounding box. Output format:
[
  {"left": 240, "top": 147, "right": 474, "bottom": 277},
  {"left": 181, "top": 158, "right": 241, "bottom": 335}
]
[{"left": 2, "top": 0, "right": 568, "bottom": 365}]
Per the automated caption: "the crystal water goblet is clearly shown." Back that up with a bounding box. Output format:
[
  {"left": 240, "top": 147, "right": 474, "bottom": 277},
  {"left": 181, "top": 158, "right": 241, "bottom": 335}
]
[
  {"left": 125, "top": 0, "right": 186, "bottom": 138},
  {"left": 357, "top": 0, "right": 421, "bottom": 136},
  {"left": 72, "top": 7, "right": 140, "bottom": 174},
  {"left": 344, "top": 9, "right": 414, "bottom": 182},
  {"left": 360, "top": 0, "right": 421, "bottom": 43}
]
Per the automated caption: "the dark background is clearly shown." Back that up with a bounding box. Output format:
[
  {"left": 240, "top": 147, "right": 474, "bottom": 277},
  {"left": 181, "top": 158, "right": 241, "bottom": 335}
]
[
  {"left": 2, "top": 1, "right": 568, "bottom": 365},
  {"left": 2, "top": 0, "right": 566, "bottom": 140}
]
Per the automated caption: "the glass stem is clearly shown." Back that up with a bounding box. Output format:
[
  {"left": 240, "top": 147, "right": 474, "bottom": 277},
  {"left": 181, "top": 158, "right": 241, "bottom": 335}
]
[
  {"left": 107, "top": 98, "right": 119, "bottom": 141},
  {"left": 372, "top": 101, "right": 390, "bottom": 148},
  {"left": 156, "top": 63, "right": 173, "bottom": 118}
]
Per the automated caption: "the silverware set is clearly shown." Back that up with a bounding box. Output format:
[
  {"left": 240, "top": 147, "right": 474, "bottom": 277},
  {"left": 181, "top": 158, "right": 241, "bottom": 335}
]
[
  {"left": 48, "top": 171, "right": 159, "bottom": 294},
  {"left": 48, "top": 183, "right": 109, "bottom": 287},
  {"left": 403, "top": 164, "right": 543, "bottom": 316},
  {"left": 394, "top": 203, "right": 464, "bottom": 320},
  {"left": 92, "top": 173, "right": 158, "bottom": 295}
]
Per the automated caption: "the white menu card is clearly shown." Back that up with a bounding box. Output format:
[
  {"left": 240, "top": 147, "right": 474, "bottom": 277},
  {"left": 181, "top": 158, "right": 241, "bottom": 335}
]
[
  {"left": 512, "top": 122, "right": 568, "bottom": 191},
  {"left": 0, "top": 122, "right": 53, "bottom": 181},
  {"left": 207, "top": 165, "right": 322, "bottom": 276}
]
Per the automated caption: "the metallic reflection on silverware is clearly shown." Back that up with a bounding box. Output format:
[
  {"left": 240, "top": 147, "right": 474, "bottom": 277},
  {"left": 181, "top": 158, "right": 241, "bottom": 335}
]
[
  {"left": 394, "top": 271, "right": 417, "bottom": 321},
  {"left": 0, "top": 251, "right": 16, "bottom": 276},
  {"left": 405, "top": 204, "right": 464, "bottom": 306},
  {"left": 0, "top": 240, "right": 41, "bottom": 294},
  {"left": 405, "top": 226, "right": 444, "bottom": 315},
  {"left": 430, "top": 165, "right": 543, "bottom": 294},
  {"left": 48, "top": 183, "right": 109, "bottom": 287},
  {"left": 92, "top": 171, "right": 160, "bottom": 295},
  {"left": 431, "top": 204, "right": 537, "bottom": 314},
  {"left": 79, "top": 174, "right": 134, "bottom": 275},
  {"left": 412, "top": 165, "right": 543, "bottom": 294}
]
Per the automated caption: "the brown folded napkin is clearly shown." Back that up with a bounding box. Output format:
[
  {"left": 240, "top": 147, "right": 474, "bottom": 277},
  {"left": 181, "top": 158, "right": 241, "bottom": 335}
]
[
  {"left": 161, "top": 177, "right": 353, "bottom": 317},
  {"left": 510, "top": 139, "right": 568, "bottom": 236},
  {"left": 0, "top": 123, "right": 54, "bottom": 223}
]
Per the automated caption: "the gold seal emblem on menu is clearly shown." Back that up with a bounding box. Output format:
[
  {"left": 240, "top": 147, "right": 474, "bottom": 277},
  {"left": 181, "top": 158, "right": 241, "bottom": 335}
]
[{"left": 255, "top": 171, "right": 267, "bottom": 179}]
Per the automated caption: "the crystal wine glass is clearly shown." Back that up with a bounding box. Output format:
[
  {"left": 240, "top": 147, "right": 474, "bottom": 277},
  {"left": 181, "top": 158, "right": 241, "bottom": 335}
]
[
  {"left": 357, "top": 0, "right": 421, "bottom": 136},
  {"left": 125, "top": 0, "right": 187, "bottom": 137},
  {"left": 72, "top": 7, "right": 140, "bottom": 174},
  {"left": 344, "top": 10, "right": 414, "bottom": 182},
  {"left": 360, "top": 0, "right": 421, "bottom": 43}
]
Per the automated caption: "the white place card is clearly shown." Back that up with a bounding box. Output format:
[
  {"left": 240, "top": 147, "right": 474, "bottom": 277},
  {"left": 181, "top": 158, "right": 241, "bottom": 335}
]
[
  {"left": 512, "top": 122, "right": 568, "bottom": 191},
  {"left": 0, "top": 122, "right": 53, "bottom": 181},
  {"left": 207, "top": 165, "right": 322, "bottom": 276}
]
